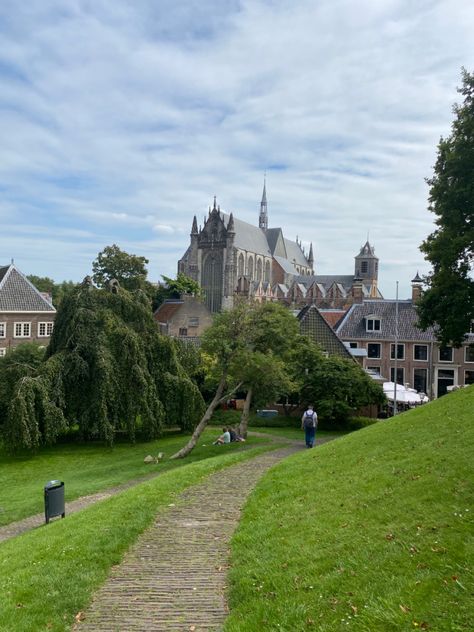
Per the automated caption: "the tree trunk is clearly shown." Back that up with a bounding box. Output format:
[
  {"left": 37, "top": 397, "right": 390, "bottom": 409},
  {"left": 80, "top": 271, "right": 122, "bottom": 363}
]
[
  {"left": 170, "top": 373, "right": 243, "bottom": 459},
  {"left": 239, "top": 386, "right": 253, "bottom": 439}
]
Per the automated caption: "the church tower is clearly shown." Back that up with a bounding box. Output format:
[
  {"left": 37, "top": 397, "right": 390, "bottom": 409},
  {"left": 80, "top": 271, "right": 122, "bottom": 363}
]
[
  {"left": 354, "top": 240, "right": 379, "bottom": 297},
  {"left": 258, "top": 177, "right": 268, "bottom": 230}
]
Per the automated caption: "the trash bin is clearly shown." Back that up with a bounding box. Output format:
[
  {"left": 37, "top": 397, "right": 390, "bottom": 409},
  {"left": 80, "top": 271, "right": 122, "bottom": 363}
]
[{"left": 44, "top": 480, "right": 65, "bottom": 524}]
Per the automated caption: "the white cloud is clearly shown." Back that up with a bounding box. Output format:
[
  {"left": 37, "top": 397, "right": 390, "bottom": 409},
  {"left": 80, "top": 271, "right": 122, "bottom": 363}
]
[{"left": 0, "top": 0, "right": 473, "bottom": 296}]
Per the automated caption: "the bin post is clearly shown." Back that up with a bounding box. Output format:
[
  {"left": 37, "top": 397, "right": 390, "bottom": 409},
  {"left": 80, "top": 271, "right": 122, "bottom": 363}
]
[{"left": 44, "top": 480, "right": 65, "bottom": 524}]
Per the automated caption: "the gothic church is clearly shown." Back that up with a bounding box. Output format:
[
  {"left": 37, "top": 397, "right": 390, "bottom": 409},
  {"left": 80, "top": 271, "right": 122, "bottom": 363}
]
[{"left": 178, "top": 184, "right": 381, "bottom": 312}]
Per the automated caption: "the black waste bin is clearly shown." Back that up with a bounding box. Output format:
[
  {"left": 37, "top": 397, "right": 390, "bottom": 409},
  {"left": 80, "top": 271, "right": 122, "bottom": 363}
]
[{"left": 44, "top": 480, "right": 65, "bottom": 524}]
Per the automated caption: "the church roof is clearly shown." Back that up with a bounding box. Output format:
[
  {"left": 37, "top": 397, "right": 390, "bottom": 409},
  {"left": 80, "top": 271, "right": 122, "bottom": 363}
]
[
  {"left": 221, "top": 212, "right": 271, "bottom": 256},
  {"left": 265, "top": 228, "right": 286, "bottom": 257},
  {"left": 273, "top": 255, "right": 297, "bottom": 274},
  {"left": 284, "top": 238, "right": 309, "bottom": 267},
  {"left": 298, "top": 304, "right": 354, "bottom": 360}
]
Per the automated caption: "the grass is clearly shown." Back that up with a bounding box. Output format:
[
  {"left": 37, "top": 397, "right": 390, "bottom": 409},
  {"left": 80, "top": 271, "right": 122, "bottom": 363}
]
[
  {"left": 0, "top": 428, "right": 268, "bottom": 526},
  {"left": 250, "top": 426, "right": 346, "bottom": 442},
  {"left": 225, "top": 386, "right": 474, "bottom": 632},
  {"left": 0, "top": 444, "right": 274, "bottom": 632}
]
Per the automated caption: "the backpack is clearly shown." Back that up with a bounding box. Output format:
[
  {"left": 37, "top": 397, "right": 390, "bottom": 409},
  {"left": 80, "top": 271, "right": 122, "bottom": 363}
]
[{"left": 304, "top": 411, "right": 316, "bottom": 429}]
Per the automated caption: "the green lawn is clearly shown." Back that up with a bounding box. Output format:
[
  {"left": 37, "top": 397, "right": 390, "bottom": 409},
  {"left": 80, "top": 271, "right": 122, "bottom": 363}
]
[
  {"left": 0, "top": 444, "right": 274, "bottom": 632},
  {"left": 225, "top": 386, "right": 474, "bottom": 632},
  {"left": 250, "top": 426, "right": 346, "bottom": 442},
  {"left": 0, "top": 428, "right": 268, "bottom": 526}
]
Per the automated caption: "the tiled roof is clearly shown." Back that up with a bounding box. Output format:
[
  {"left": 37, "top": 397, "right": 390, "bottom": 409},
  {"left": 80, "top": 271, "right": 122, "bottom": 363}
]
[
  {"left": 221, "top": 212, "right": 272, "bottom": 256},
  {"left": 298, "top": 304, "right": 354, "bottom": 360},
  {"left": 0, "top": 265, "right": 56, "bottom": 312},
  {"left": 319, "top": 309, "right": 347, "bottom": 329},
  {"left": 153, "top": 300, "right": 183, "bottom": 322},
  {"left": 336, "top": 300, "right": 437, "bottom": 341},
  {"left": 273, "top": 255, "right": 296, "bottom": 274}
]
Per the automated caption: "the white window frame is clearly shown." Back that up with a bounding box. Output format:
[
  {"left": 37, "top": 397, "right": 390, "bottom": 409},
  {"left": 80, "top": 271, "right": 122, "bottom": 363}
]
[
  {"left": 0, "top": 348, "right": 6, "bottom": 357},
  {"left": 14, "top": 322, "right": 31, "bottom": 338},
  {"left": 413, "top": 344, "right": 428, "bottom": 361},
  {"left": 439, "top": 346, "right": 453, "bottom": 363},
  {"left": 38, "top": 322, "right": 54, "bottom": 337},
  {"left": 366, "top": 318, "right": 381, "bottom": 332},
  {"left": 367, "top": 342, "right": 381, "bottom": 359},
  {"left": 465, "top": 346, "right": 474, "bottom": 363},
  {"left": 390, "top": 343, "right": 405, "bottom": 360},
  {"left": 0, "top": 322, "right": 5, "bottom": 338}
]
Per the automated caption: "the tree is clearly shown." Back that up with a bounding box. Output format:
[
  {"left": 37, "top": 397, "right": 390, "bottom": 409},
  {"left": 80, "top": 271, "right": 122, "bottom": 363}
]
[
  {"left": 291, "top": 339, "right": 385, "bottom": 427},
  {"left": 417, "top": 68, "right": 474, "bottom": 346},
  {"left": 1, "top": 281, "right": 204, "bottom": 451},
  {"left": 155, "top": 273, "right": 202, "bottom": 309},
  {"left": 27, "top": 276, "right": 77, "bottom": 308},
  {"left": 92, "top": 244, "right": 150, "bottom": 292}
]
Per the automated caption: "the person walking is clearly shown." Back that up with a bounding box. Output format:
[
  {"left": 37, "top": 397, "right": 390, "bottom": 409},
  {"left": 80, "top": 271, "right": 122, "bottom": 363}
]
[{"left": 301, "top": 405, "right": 318, "bottom": 448}]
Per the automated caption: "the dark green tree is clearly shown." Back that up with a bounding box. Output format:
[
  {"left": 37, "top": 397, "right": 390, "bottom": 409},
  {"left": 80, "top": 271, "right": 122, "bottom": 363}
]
[
  {"left": 92, "top": 244, "right": 150, "bottom": 292},
  {"left": 27, "top": 276, "right": 77, "bottom": 308},
  {"left": 1, "top": 282, "right": 204, "bottom": 451},
  {"left": 417, "top": 68, "right": 474, "bottom": 346},
  {"left": 291, "top": 339, "right": 385, "bottom": 427}
]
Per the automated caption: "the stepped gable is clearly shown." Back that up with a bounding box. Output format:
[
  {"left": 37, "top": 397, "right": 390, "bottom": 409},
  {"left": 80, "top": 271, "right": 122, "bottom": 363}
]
[
  {"left": 0, "top": 265, "right": 55, "bottom": 312},
  {"left": 336, "top": 299, "right": 436, "bottom": 341},
  {"left": 298, "top": 304, "right": 354, "bottom": 359}
]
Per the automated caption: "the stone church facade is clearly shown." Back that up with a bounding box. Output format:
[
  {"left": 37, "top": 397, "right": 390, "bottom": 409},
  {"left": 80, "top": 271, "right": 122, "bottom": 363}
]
[{"left": 178, "top": 184, "right": 382, "bottom": 312}]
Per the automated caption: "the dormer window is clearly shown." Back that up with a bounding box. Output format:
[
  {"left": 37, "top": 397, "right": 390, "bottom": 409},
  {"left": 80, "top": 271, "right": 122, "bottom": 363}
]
[{"left": 366, "top": 315, "right": 381, "bottom": 332}]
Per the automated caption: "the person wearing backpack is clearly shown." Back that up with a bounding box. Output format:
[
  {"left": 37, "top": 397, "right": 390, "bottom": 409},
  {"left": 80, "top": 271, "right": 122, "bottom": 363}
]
[{"left": 301, "top": 405, "right": 318, "bottom": 448}]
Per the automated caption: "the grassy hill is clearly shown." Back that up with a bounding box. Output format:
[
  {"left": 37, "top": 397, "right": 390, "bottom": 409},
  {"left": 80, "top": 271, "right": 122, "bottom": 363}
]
[{"left": 225, "top": 386, "right": 474, "bottom": 631}]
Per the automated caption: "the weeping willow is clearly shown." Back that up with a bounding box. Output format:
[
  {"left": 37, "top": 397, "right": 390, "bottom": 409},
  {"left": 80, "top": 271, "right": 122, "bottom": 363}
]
[{"left": 1, "top": 280, "right": 204, "bottom": 451}]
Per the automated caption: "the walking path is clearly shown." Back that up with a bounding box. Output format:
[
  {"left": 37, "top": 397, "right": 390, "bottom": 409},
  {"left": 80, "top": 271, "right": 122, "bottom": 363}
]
[{"left": 76, "top": 445, "right": 300, "bottom": 631}]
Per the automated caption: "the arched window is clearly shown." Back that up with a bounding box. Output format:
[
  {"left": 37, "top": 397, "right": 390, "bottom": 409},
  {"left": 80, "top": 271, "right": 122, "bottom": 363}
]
[
  {"left": 256, "top": 259, "right": 262, "bottom": 281},
  {"left": 247, "top": 256, "right": 254, "bottom": 278},
  {"left": 238, "top": 253, "right": 244, "bottom": 276},
  {"left": 264, "top": 260, "right": 270, "bottom": 282}
]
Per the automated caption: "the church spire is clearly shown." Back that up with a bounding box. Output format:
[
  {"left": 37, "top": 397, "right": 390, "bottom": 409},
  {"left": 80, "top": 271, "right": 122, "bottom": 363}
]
[
  {"left": 259, "top": 175, "right": 268, "bottom": 230},
  {"left": 191, "top": 215, "right": 198, "bottom": 235},
  {"left": 308, "top": 242, "right": 314, "bottom": 266}
]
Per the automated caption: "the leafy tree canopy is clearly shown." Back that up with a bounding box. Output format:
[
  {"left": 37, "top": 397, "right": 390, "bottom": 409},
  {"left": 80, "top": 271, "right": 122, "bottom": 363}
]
[
  {"left": 27, "top": 276, "right": 77, "bottom": 308},
  {"left": 417, "top": 68, "right": 474, "bottom": 346},
  {"left": 155, "top": 273, "right": 202, "bottom": 309},
  {"left": 92, "top": 244, "right": 150, "bottom": 292}
]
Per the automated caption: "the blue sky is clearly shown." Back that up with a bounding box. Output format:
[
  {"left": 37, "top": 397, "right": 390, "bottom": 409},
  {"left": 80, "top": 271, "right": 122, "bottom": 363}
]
[{"left": 0, "top": 0, "right": 473, "bottom": 298}]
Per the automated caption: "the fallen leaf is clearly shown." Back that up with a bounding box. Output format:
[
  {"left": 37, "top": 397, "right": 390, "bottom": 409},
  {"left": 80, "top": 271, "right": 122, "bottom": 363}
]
[
  {"left": 74, "top": 612, "right": 86, "bottom": 622},
  {"left": 350, "top": 605, "right": 358, "bottom": 615},
  {"left": 189, "top": 626, "right": 196, "bottom": 631},
  {"left": 385, "top": 533, "right": 395, "bottom": 541},
  {"left": 400, "top": 604, "right": 411, "bottom": 614}
]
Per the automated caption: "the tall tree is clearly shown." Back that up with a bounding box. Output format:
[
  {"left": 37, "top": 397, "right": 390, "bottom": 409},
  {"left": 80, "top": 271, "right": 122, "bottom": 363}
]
[
  {"left": 417, "top": 68, "right": 474, "bottom": 346},
  {"left": 92, "top": 244, "right": 150, "bottom": 292}
]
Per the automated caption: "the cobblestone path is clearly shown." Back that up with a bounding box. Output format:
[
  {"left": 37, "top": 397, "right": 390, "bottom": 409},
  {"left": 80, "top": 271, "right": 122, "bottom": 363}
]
[{"left": 77, "top": 445, "right": 300, "bottom": 631}]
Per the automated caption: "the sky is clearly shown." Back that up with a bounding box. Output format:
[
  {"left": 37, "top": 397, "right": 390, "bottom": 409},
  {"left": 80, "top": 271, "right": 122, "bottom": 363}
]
[{"left": 0, "top": 0, "right": 473, "bottom": 299}]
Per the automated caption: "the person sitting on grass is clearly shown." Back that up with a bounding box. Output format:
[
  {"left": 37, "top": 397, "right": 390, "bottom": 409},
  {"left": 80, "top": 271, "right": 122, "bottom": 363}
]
[
  {"left": 229, "top": 426, "right": 237, "bottom": 442},
  {"left": 213, "top": 427, "right": 231, "bottom": 445}
]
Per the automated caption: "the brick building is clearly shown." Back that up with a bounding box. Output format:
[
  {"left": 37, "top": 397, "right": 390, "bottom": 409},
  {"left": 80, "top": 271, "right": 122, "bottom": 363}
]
[{"left": 0, "top": 263, "right": 56, "bottom": 356}]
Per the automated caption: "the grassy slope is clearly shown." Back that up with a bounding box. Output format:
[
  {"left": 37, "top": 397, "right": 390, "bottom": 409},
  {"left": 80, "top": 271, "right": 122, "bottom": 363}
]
[
  {"left": 0, "top": 445, "right": 273, "bottom": 632},
  {"left": 0, "top": 429, "right": 266, "bottom": 525},
  {"left": 225, "top": 386, "right": 474, "bottom": 632}
]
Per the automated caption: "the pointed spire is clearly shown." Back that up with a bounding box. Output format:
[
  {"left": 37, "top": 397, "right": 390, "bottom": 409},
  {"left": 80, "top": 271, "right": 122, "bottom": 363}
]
[
  {"left": 308, "top": 242, "right": 314, "bottom": 265},
  {"left": 213, "top": 196, "right": 217, "bottom": 211},
  {"left": 259, "top": 175, "right": 268, "bottom": 230},
  {"left": 411, "top": 271, "right": 422, "bottom": 283},
  {"left": 191, "top": 215, "right": 198, "bottom": 235},
  {"left": 227, "top": 212, "right": 235, "bottom": 233}
]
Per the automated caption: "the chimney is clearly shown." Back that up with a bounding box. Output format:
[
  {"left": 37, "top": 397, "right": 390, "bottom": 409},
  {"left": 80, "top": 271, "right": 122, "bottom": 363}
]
[
  {"left": 351, "top": 277, "right": 364, "bottom": 303},
  {"left": 411, "top": 272, "right": 423, "bottom": 303}
]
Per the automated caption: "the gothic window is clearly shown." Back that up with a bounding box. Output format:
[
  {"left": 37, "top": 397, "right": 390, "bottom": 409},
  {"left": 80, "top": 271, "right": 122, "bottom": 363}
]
[
  {"left": 247, "top": 256, "right": 254, "bottom": 279},
  {"left": 256, "top": 259, "right": 262, "bottom": 281},
  {"left": 202, "top": 253, "right": 223, "bottom": 313},
  {"left": 238, "top": 253, "right": 244, "bottom": 276},
  {"left": 264, "top": 260, "right": 270, "bottom": 282},
  {"left": 361, "top": 261, "right": 368, "bottom": 274}
]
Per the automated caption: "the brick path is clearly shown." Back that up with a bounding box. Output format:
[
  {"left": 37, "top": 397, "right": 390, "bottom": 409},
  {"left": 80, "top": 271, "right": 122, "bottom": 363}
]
[{"left": 76, "top": 445, "right": 300, "bottom": 631}]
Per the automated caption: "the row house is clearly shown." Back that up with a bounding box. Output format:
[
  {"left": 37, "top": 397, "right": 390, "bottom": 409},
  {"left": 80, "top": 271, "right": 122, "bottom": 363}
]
[
  {"left": 335, "top": 278, "right": 474, "bottom": 399},
  {"left": 0, "top": 263, "right": 56, "bottom": 356}
]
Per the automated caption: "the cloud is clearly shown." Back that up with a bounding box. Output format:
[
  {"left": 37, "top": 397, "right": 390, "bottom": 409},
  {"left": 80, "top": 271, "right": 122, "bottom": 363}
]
[{"left": 0, "top": 0, "right": 473, "bottom": 297}]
